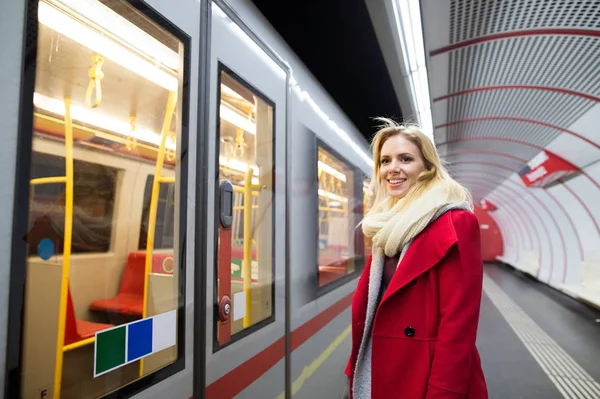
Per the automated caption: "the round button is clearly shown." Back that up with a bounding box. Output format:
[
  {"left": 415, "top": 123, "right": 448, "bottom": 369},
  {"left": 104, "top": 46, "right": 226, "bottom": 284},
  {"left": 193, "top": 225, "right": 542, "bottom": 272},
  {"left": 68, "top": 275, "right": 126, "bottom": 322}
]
[
  {"left": 404, "top": 326, "right": 415, "bottom": 337},
  {"left": 218, "top": 295, "right": 232, "bottom": 323}
]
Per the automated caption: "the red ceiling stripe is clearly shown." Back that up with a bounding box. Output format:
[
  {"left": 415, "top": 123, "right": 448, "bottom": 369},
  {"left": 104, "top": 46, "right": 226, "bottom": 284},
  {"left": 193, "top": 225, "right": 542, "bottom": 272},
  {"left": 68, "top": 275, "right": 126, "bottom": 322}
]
[
  {"left": 459, "top": 175, "right": 557, "bottom": 281},
  {"left": 430, "top": 28, "right": 600, "bottom": 56},
  {"left": 436, "top": 136, "right": 600, "bottom": 191},
  {"left": 433, "top": 85, "right": 600, "bottom": 103},
  {"left": 444, "top": 150, "right": 527, "bottom": 163},
  {"left": 458, "top": 176, "right": 543, "bottom": 264},
  {"left": 435, "top": 116, "right": 600, "bottom": 150},
  {"left": 458, "top": 170, "right": 583, "bottom": 281}
]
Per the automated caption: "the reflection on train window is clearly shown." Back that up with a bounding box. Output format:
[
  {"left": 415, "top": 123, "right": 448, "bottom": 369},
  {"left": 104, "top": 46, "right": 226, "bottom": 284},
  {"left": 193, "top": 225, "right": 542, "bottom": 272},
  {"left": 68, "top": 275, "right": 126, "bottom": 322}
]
[
  {"left": 317, "top": 146, "right": 357, "bottom": 287},
  {"left": 363, "top": 181, "right": 373, "bottom": 257},
  {"left": 28, "top": 152, "right": 117, "bottom": 255},
  {"left": 21, "top": 0, "right": 185, "bottom": 398},
  {"left": 139, "top": 177, "right": 175, "bottom": 250},
  {"left": 216, "top": 68, "right": 274, "bottom": 345}
]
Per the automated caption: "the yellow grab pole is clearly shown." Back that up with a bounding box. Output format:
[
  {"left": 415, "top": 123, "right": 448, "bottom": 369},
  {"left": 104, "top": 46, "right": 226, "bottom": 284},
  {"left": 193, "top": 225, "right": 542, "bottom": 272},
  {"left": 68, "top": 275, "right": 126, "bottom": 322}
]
[
  {"left": 31, "top": 176, "right": 67, "bottom": 185},
  {"left": 53, "top": 98, "right": 74, "bottom": 399},
  {"left": 140, "top": 91, "right": 177, "bottom": 377},
  {"left": 242, "top": 167, "right": 254, "bottom": 328}
]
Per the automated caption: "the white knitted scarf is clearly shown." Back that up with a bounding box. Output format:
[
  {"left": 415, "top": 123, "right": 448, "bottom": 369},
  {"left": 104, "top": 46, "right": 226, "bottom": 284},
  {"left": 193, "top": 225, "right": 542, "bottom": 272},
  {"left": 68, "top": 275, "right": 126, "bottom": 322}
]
[{"left": 362, "top": 180, "right": 471, "bottom": 257}]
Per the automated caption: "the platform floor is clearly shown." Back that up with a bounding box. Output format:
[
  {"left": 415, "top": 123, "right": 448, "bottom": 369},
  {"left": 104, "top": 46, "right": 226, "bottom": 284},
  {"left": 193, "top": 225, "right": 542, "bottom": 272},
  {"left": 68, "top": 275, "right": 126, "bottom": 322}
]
[
  {"left": 297, "top": 262, "right": 600, "bottom": 399},
  {"left": 479, "top": 263, "right": 600, "bottom": 399}
]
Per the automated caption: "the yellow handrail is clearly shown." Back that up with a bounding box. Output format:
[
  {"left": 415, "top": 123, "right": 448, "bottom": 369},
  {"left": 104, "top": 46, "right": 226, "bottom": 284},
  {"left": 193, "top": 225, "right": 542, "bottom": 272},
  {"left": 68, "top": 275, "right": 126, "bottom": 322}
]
[
  {"left": 31, "top": 176, "right": 67, "bottom": 185},
  {"left": 63, "top": 336, "right": 94, "bottom": 352},
  {"left": 242, "top": 168, "right": 253, "bottom": 328},
  {"left": 141, "top": 91, "right": 177, "bottom": 377},
  {"left": 52, "top": 98, "right": 74, "bottom": 399}
]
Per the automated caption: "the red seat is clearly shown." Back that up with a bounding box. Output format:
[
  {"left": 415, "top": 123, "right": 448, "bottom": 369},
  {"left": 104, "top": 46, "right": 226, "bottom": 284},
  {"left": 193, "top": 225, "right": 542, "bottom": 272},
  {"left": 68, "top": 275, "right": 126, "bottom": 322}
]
[
  {"left": 65, "top": 287, "right": 112, "bottom": 346},
  {"left": 89, "top": 252, "right": 146, "bottom": 317}
]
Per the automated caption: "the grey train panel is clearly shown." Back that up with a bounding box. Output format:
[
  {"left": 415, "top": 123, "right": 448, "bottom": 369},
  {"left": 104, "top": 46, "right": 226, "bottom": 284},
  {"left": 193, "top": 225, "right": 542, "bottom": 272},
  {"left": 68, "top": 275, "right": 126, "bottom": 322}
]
[{"left": 1, "top": 0, "right": 27, "bottom": 395}]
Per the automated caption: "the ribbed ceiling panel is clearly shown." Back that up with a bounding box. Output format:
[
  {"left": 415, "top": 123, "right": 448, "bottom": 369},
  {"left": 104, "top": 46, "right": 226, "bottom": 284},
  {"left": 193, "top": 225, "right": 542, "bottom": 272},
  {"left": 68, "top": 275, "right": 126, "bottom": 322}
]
[
  {"left": 442, "top": 140, "right": 538, "bottom": 165},
  {"left": 427, "top": 1, "right": 600, "bottom": 202},
  {"left": 449, "top": 36, "right": 600, "bottom": 95},
  {"left": 445, "top": 119, "right": 560, "bottom": 149},
  {"left": 450, "top": 0, "right": 600, "bottom": 43},
  {"left": 447, "top": 89, "right": 595, "bottom": 129},
  {"left": 444, "top": 153, "right": 524, "bottom": 172}
]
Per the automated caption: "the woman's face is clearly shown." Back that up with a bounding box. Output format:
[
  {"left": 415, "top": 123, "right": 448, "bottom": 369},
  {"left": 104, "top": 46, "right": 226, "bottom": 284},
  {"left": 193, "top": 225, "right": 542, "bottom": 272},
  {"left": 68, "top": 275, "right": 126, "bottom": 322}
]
[{"left": 379, "top": 135, "right": 427, "bottom": 199}]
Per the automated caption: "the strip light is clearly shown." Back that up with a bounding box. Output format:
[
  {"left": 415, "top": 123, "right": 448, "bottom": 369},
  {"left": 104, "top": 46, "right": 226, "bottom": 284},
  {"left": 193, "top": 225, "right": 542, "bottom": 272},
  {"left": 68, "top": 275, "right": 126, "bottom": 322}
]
[
  {"left": 393, "top": 0, "right": 433, "bottom": 141},
  {"left": 34, "top": 92, "right": 174, "bottom": 150},
  {"left": 52, "top": 0, "right": 179, "bottom": 70},
  {"left": 38, "top": 1, "right": 178, "bottom": 91},
  {"left": 318, "top": 189, "right": 348, "bottom": 203},
  {"left": 220, "top": 105, "right": 256, "bottom": 135},
  {"left": 318, "top": 161, "right": 347, "bottom": 182}
]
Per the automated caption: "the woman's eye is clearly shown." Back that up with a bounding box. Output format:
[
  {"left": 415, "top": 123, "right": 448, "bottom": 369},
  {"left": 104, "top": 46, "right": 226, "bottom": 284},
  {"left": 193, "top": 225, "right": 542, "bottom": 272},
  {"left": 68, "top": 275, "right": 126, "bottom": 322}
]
[{"left": 381, "top": 159, "right": 389, "bottom": 164}]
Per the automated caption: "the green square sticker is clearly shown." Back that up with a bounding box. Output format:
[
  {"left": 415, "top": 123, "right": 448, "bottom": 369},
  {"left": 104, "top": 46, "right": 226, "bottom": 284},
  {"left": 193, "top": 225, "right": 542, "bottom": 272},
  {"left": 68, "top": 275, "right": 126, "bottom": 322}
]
[
  {"left": 231, "top": 259, "right": 242, "bottom": 279},
  {"left": 95, "top": 326, "right": 126, "bottom": 376}
]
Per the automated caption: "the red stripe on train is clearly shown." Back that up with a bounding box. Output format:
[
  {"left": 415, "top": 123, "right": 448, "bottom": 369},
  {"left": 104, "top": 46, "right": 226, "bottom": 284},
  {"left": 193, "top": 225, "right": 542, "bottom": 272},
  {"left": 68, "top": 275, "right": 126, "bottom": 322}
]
[{"left": 203, "top": 291, "right": 354, "bottom": 398}]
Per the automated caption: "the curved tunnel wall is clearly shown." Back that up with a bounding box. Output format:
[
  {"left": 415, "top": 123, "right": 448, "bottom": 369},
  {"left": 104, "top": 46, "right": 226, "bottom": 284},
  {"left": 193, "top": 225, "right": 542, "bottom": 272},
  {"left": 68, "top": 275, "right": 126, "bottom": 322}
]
[{"left": 485, "top": 158, "right": 600, "bottom": 292}]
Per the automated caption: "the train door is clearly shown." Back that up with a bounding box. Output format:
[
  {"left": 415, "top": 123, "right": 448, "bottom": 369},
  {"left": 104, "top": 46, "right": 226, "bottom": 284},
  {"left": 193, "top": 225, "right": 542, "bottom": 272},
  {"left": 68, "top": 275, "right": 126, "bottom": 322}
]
[
  {"left": 4, "top": 0, "right": 201, "bottom": 398},
  {"left": 204, "top": 2, "right": 289, "bottom": 398}
]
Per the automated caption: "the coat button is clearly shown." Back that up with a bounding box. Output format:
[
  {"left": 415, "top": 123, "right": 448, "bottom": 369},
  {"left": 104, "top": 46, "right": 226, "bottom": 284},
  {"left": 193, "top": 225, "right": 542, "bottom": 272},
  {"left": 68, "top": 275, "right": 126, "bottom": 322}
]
[{"left": 404, "top": 326, "right": 415, "bottom": 337}]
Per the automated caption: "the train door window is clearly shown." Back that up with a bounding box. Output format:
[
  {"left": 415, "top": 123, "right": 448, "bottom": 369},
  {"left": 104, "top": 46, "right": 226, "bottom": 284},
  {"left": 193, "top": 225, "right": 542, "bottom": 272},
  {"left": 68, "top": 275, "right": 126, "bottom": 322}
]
[
  {"left": 29, "top": 152, "right": 117, "bottom": 255},
  {"left": 317, "top": 144, "right": 361, "bottom": 288},
  {"left": 215, "top": 66, "right": 275, "bottom": 346},
  {"left": 18, "top": 0, "right": 188, "bottom": 398},
  {"left": 139, "top": 176, "right": 176, "bottom": 250}
]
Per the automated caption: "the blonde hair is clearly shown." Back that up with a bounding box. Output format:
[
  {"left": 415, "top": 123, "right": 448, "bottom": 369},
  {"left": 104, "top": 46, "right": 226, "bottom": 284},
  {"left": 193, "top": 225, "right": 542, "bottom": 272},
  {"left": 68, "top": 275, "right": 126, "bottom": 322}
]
[{"left": 364, "top": 117, "right": 472, "bottom": 217}]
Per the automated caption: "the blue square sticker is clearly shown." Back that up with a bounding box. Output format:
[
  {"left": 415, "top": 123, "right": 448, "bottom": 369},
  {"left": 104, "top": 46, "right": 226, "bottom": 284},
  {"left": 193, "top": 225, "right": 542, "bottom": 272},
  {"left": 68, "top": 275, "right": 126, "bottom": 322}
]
[{"left": 127, "top": 318, "right": 153, "bottom": 362}]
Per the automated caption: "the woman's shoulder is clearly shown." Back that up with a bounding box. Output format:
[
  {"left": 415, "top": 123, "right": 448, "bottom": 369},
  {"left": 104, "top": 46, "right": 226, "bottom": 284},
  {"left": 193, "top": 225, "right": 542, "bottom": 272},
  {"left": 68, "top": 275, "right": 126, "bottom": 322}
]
[
  {"left": 447, "top": 208, "right": 480, "bottom": 239},
  {"left": 426, "top": 208, "right": 479, "bottom": 238}
]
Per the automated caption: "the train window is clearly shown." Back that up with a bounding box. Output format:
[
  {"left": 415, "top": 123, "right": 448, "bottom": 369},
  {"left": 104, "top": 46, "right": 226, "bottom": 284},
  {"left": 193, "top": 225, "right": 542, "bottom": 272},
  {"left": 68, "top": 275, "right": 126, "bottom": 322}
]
[
  {"left": 19, "top": 0, "right": 187, "bottom": 398},
  {"left": 139, "top": 176, "right": 175, "bottom": 250},
  {"left": 215, "top": 67, "right": 275, "bottom": 346},
  {"left": 317, "top": 145, "right": 360, "bottom": 287},
  {"left": 29, "top": 152, "right": 117, "bottom": 255}
]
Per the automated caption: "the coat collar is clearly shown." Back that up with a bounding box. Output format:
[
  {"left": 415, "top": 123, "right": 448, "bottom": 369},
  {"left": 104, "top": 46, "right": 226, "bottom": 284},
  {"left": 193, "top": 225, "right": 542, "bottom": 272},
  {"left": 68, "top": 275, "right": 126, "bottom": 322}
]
[{"left": 379, "top": 210, "right": 458, "bottom": 306}]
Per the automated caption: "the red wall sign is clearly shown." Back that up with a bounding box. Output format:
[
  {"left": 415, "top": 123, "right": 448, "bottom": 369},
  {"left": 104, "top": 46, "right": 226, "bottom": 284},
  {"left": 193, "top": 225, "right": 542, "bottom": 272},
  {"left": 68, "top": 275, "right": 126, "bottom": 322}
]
[{"left": 519, "top": 150, "right": 578, "bottom": 188}]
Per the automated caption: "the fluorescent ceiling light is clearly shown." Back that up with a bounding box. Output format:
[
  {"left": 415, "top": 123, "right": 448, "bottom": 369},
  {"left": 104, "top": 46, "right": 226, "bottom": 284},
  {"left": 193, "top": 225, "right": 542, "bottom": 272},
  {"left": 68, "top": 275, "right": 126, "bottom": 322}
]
[
  {"left": 393, "top": 0, "right": 434, "bottom": 141},
  {"left": 318, "top": 189, "right": 348, "bottom": 204},
  {"left": 318, "top": 161, "right": 347, "bottom": 182},
  {"left": 34, "top": 92, "right": 174, "bottom": 150},
  {"left": 220, "top": 105, "right": 256, "bottom": 135},
  {"left": 38, "top": 1, "right": 178, "bottom": 91},
  {"left": 221, "top": 84, "right": 247, "bottom": 101},
  {"left": 53, "top": 0, "right": 179, "bottom": 71}
]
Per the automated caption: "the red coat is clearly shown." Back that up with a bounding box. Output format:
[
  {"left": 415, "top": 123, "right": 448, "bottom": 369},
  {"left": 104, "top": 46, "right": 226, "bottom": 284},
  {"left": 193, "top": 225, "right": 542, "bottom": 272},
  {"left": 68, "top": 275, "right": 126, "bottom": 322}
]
[{"left": 345, "top": 210, "right": 488, "bottom": 398}]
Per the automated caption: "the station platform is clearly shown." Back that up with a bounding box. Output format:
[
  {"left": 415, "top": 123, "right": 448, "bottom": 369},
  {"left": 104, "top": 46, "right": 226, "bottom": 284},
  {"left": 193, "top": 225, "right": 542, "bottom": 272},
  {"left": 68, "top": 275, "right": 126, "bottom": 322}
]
[
  {"left": 299, "top": 262, "right": 600, "bottom": 399},
  {"left": 480, "top": 263, "right": 600, "bottom": 399}
]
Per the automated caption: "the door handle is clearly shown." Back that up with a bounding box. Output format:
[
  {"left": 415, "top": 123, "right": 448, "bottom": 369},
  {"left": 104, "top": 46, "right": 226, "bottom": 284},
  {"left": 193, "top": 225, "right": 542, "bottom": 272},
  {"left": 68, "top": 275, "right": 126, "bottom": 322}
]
[{"left": 219, "top": 179, "right": 233, "bottom": 229}]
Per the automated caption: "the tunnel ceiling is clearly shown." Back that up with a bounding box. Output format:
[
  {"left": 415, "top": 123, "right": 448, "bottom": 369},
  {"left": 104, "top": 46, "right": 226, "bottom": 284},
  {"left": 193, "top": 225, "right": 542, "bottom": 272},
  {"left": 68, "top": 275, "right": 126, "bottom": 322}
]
[
  {"left": 249, "top": 0, "right": 403, "bottom": 141},
  {"left": 420, "top": 0, "right": 600, "bottom": 204}
]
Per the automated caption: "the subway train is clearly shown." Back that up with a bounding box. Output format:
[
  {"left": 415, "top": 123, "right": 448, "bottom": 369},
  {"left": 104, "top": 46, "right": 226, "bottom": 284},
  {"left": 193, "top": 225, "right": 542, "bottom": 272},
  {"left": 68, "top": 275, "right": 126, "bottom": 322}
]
[{"left": 1, "top": 0, "right": 374, "bottom": 398}]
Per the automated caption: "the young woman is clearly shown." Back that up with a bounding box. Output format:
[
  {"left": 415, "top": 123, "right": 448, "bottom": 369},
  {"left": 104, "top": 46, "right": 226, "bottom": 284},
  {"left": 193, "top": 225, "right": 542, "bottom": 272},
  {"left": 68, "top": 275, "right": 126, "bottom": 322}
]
[{"left": 344, "top": 119, "right": 488, "bottom": 398}]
